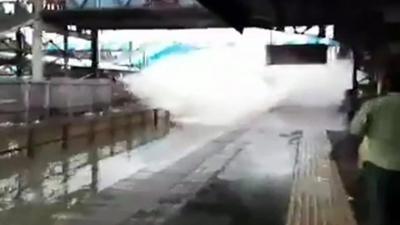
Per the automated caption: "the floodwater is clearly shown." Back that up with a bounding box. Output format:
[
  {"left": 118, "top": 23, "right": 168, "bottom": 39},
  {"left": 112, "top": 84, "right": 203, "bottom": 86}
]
[
  {"left": 0, "top": 124, "right": 153, "bottom": 224},
  {"left": 0, "top": 118, "right": 233, "bottom": 225}
]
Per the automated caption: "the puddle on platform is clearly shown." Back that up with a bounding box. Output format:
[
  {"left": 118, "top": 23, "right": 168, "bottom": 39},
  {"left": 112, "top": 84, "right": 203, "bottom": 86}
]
[
  {"left": 0, "top": 123, "right": 167, "bottom": 225},
  {"left": 0, "top": 121, "right": 229, "bottom": 225}
]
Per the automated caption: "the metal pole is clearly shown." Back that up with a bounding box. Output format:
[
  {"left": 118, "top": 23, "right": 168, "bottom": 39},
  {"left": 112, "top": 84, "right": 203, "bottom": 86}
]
[
  {"left": 44, "top": 81, "right": 50, "bottom": 118},
  {"left": 129, "top": 41, "right": 132, "bottom": 66},
  {"left": 15, "top": 29, "right": 24, "bottom": 77},
  {"left": 63, "top": 27, "right": 69, "bottom": 77},
  {"left": 32, "top": 0, "right": 44, "bottom": 81},
  {"left": 91, "top": 29, "right": 99, "bottom": 78},
  {"left": 89, "top": 146, "right": 99, "bottom": 193},
  {"left": 318, "top": 25, "right": 326, "bottom": 38},
  {"left": 352, "top": 52, "right": 359, "bottom": 90},
  {"left": 23, "top": 82, "right": 31, "bottom": 123},
  {"left": 377, "top": 72, "right": 384, "bottom": 95}
]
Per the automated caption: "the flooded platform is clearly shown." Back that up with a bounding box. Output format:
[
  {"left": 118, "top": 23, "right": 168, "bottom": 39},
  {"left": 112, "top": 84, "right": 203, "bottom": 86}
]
[
  {"left": 0, "top": 111, "right": 170, "bottom": 225},
  {"left": 0, "top": 107, "right": 169, "bottom": 155},
  {"left": 0, "top": 105, "right": 358, "bottom": 225}
]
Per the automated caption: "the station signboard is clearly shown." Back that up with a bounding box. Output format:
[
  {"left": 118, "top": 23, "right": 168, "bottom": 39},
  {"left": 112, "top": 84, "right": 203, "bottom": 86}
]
[{"left": 266, "top": 44, "right": 328, "bottom": 65}]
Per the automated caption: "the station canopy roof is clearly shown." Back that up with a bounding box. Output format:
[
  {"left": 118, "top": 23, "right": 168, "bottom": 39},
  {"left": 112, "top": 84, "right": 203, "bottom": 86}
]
[{"left": 195, "top": 0, "right": 400, "bottom": 31}]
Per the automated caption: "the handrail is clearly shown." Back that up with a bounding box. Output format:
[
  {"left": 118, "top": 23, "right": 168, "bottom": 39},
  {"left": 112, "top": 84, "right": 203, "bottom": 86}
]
[
  {"left": 41, "top": 0, "right": 200, "bottom": 10},
  {"left": 44, "top": 39, "right": 88, "bottom": 63},
  {"left": 78, "top": 72, "right": 94, "bottom": 80}
]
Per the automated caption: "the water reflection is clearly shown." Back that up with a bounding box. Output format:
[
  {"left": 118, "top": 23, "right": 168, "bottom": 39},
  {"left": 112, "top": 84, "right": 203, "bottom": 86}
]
[{"left": 0, "top": 123, "right": 168, "bottom": 225}]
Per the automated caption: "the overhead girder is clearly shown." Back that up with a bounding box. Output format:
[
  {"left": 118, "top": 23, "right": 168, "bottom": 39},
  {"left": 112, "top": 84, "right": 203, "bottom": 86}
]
[
  {"left": 196, "top": 0, "right": 399, "bottom": 27},
  {"left": 196, "top": 0, "right": 400, "bottom": 50}
]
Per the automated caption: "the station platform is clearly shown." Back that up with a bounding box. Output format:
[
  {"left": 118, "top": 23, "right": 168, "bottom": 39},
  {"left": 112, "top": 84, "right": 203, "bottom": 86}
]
[{"left": 41, "top": 105, "right": 357, "bottom": 225}]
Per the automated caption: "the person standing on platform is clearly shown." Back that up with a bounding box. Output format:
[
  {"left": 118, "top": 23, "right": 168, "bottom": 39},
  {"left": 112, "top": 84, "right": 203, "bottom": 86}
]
[{"left": 350, "top": 71, "right": 400, "bottom": 225}]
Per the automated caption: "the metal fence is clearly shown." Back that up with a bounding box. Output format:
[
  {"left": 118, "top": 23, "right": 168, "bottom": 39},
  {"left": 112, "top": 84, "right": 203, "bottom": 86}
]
[{"left": 0, "top": 79, "right": 131, "bottom": 123}]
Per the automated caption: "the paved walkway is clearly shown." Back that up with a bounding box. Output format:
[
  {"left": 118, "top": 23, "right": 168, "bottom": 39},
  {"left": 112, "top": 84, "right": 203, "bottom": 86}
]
[{"left": 52, "top": 106, "right": 356, "bottom": 225}]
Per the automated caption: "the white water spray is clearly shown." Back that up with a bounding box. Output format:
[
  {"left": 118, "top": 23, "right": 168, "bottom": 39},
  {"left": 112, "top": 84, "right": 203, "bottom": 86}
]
[
  {"left": 123, "top": 40, "right": 352, "bottom": 126},
  {"left": 123, "top": 44, "right": 287, "bottom": 125}
]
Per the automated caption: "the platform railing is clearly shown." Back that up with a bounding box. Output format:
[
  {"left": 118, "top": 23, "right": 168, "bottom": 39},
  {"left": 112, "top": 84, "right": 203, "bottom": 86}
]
[{"left": 0, "top": 78, "right": 134, "bottom": 124}]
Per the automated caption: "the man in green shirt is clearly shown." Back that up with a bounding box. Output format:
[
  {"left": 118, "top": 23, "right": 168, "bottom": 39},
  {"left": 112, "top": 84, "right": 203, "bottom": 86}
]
[{"left": 350, "top": 73, "right": 400, "bottom": 225}]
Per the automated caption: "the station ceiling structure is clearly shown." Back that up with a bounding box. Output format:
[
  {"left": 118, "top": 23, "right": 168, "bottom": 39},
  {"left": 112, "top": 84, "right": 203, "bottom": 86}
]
[
  {"left": 195, "top": 0, "right": 400, "bottom": 52},
  {"left": 40, "top": 0, "right": 400, "bottom": 55}
]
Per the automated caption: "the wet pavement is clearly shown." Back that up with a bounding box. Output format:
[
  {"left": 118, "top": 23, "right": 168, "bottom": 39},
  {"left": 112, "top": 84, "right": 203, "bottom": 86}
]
[
  {"left": 0, "top": 105, "right": 348, "bottom": 225},
  {"left": 157, "top": 106, "right": 346, "bottom": 225}
]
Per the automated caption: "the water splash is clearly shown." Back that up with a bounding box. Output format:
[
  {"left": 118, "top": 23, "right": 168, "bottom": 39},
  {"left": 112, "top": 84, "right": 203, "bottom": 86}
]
[
  {"left": 123, "top": 43, "right": 352, "bottom": 126},
  {"left": 123, "top": 45, "right": 286, "bottom": 125}
]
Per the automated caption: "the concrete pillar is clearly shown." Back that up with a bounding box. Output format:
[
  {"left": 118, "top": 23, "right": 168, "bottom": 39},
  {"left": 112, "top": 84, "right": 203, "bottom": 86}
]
[
  {"left": 32, "top": 0, "right": 44, "bottom": 81},
  {"left": 91, "top": 29, "right": 99, "bottom": 78}
]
